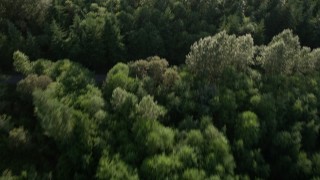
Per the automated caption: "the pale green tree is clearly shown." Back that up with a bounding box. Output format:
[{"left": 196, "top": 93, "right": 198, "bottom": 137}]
[
  {"left": 110, "top": 87, "right": 138, "bottom": 114},
  {"left": 12, "top": 51, "right": 32, "bottom": 75},
  {"left": 135, "top": 95, "right": 166, "bottom": 120},
  {"left": 259, "top": 29, "right": 301, "bottom": 75},
  {"left": 257, "top": 29, "right": 320, "bottom": 75},
  {"left": 186, "top": 31, "right": 254, "bottom": 82},
  {"left": 258, "top": 29, "right": 318, "bottom": 75}
]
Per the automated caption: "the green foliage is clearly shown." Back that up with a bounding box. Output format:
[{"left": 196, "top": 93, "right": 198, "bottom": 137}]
[
  {"left": 176, "top": 146, "right": 198, "bottom": 168},
  {"left": 135, "top": 95, "right": 166, "bottom": 120},
  {"left": 75, "top": 85, "right": 106, "bottom": 120},
  {"left": 96, "top": 153, "right": 138, "bottom": 180},
  {"left": 49, "top": 3, "right": 125, "bottom": 70},
  {"left": 103, "top": 62, "right": 136, "bottom": 98},
  {"left": 296, "top": 152, "right": 312, "bottom": 176},
  {"left": 129, "top": 56, "right": 169, "bottom": 84},
  {"left": 259, "top": 29, "right": 301, "bottom": 75},
  {"left": 185, "top": 130, "right": 204, "bottom": 148},
  {"left": 145, "top": 123, "right": 175, "bottom": 154},
  {"left": 12, "top": 51, "right": 32, "bottom": 75},
  {"left": 312, "top": 153, "right": 320, "bottom": 176},
  {"left": 0, "top": 0, "right": 52, "bottom": 25},
  {"left": 0, "top": 170, "right": 20, "bottom": 180},
  {"left": 182, "top": 168, "right": 206, "bottom": 180},
  {"left": 259, "top": 29, "right": 320, "bottom": 75},
  {"left": 8, "top": 127, "right": 29, "bottom": 148},
  {"left": 162, "top": 67, "right": 181, "bottom": 89},
  {"left": 33, "top": 85, "right": 77, "bottom": 142},
  {"left": 1, "top": 0, "right": 320, "bottom": 73},
  {"left": 5, "top": 2, "right": 320, "bottom": 179},
  {"left": 186, "top": 31, "right": 254, "bottom": 82},
  {"left": 56, "top": 61, "right": 95, "bottom": 93},
  {"left": 0, "top": 114, "right": 13, "bottom": 133},
  {"left": 17, "top": 74, "right": 52, "bottom": 96},
  {"left": 141, "top": 154, "right": 180, "bottom": 180},
  {"left": 202, "top": 124, "right": 235, "bottom": 176},
  {"left": 132, "top": 118, "right": 174, "bottom": 156},
  {"left": 111, "top": 87, "right": 138, "bottom": 114},
  {"left": 235, "top": 111, "right": 260, "bottom": 146}
]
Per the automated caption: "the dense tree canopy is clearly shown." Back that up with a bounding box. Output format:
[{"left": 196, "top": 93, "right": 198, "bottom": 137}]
[
  {"left": 1, "top": 29, "right": 320, "bottom": 179},
  {"left": 1, "top": 0, "right": 320, "bottom": 72},
  {"left": 2, "top": 0, "right": 320, "bottom": 179}
]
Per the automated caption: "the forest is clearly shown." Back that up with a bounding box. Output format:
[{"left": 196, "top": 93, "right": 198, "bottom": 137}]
[{"left": 2, "top": 0, "right": 320, "bottom": 179}]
